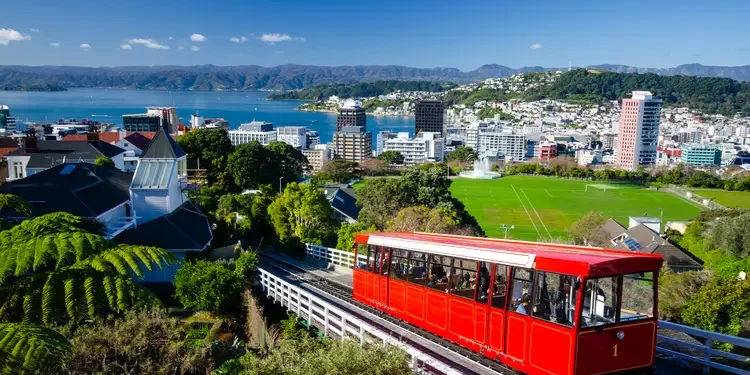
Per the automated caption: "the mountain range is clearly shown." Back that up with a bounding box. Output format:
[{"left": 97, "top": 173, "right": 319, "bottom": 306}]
[{"left": 1, "top": 63, "right": 749, "bottom": 92}]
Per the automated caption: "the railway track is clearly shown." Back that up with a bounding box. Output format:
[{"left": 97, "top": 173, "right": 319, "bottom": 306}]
[{"left": 259, "top": 253, "right": 518, "bottom": 375}]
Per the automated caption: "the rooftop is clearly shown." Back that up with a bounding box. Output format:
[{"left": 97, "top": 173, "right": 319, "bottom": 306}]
[
  {"left": 4, "top": 140, "right": 126, "bottom": 168},
  {"left": 114, "top": 201, "right": 212, "bottom": 251}
]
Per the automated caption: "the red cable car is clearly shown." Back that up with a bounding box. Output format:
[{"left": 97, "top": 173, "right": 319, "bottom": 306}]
[{"left": 352, "top": 232, "right": 662, "bottom": 375}]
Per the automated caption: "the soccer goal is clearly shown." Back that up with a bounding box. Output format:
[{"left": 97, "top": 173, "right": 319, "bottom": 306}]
[{"left": 585, "top": 184, "right": 610, "bottom": 192}]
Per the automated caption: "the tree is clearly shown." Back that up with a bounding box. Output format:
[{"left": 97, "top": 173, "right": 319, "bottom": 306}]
[
  {"left": 376, "top": 151, "right": 404, "bottom": 165},
  {"left": 60, "top": 310, "right": 212, "bottom": 375},
  {"left": 0, "top": 213, "right": 174, "bottom": 325},
  {"left": 321, "top": 160, "right": 359, "bottom": 183},
  {"left": 266, "top": 141, "right": 309, "bottom": 182},
  {"left": 235, "top": 250, "right": 259, "bottom": 280},
  {"left": 177, "top": 128, "right": 235, "bottom": 188},
  {"left": 686, "top": 171, "right": 722, "bottom": 188},
  {"left": 0, "top": 323, "right": 72, "bottom": 374},
  {"left": 227, "top": 141, "right": 275, "bottom": 190},
  {"left": 357, "top": 178, "right": 412, "bottom": 230},
  {"left": 173, "top": 260, "right": 243, "bottom": 314},
  {"left": 385, "top": 206, "right": 477, "bottom": 236},
  {"left": 216, "top": 193, "right": 256, "bottom": 236},
  {"left": 705, "top": 211, "right": 750, "bottom": 258},
  {"left": 446, "top": 147, "right": 478, "bottom": 169},
  {"left": 567, "top": 212, "right": 609, "bottom": 246},
  {"left": 658, "top": 269, "right": 713, "bottom": 320},
  {"left": 336, "top": 222, "right": 376, "bottom": 252},
  {"left": 681, "top": 277, "right": 750, "bottom": 345},
  {"left": 267, "top": 183, "right": 333, "bottom": 245},
  {"left": 93, "top": 155, "right": 115, "bottom": 167},
  {"left": 360, "top": 158, "right": 388, "bottom": 176}
]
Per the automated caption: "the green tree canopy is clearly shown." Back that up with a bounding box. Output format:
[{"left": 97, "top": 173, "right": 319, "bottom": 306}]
[
  {"left": 567, "top": 211, "right": 609, "bottom": 246},
  {"left": 706, "top": 210, "right": 750, "bottom": 258},
  {"left": 177, "top": 129, "right": 235, "bottom": 188},
  {"left": 385, "top": 206, "right": 477, "bottom": 236},
  {"left": 336, "top": 222, "right": 376, "bottom": 252},
  {"left": 376, "top": 151, "right": 404, "bottom": 165},
  {"left": 173, "top": 260, "right": 243, "bottom": 314},
  {"left": 227, "top": 141, "right": 308, "bottom": 190},
  {"left": 357, "top": 178, "right": 412, "bottom": 230},
  {"left": 320, "top": 160, "right": 359, "bottom": 183},
  {"left": 681, "top": 277, "right": 750, "bottom": 347},
  {"left": 93, "top": 155, "right": 115, "bottom": 167},
  {"left": 446, "top": 146, "right": 478, "bottom": 164},
  {"left": 268, "top": 183, "right": 333, "bottom": 245}
]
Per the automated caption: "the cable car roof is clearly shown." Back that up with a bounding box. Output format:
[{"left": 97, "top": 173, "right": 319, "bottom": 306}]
[{"left": 355, "top": 232, "right": 663, "bottom": 277}]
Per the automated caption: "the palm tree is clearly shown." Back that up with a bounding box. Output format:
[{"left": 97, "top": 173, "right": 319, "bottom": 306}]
[{"left": 0, "top": 212, "right": 176, "bottom": 372}]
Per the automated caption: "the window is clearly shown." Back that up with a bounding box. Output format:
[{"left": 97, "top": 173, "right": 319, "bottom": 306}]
[
  {"left": 581, "top": 276, "right": 618, "bottom": 328},
  {"left": 450, "top": 258, "right": 477, "bottom": 300},
  {"left": 426, "top": 255, "right": 451, "bottom": 292},
  {"left": 491, "top": 264, "right": 509, "bottom": 309},
  {"left": 510, "top": 268, "right": 533, "bottom": 314},
  {"left": 476, "top": 262, "right": 492, "bottom": 302},
  {"left": 620, "top": 272, "right": 654, "bottom": 322},
  {"left": 356, "top": 244, "right": 369, "bottom": 270},
  {"left": 379, "top": 247, "right": 390, "bottom": 276},
  {"left": 390, "top": 248, "right": 410, "bottom": 281},
  {"left": 407, "top": 251, "right": 428, "bottom": 284},
  {"left": 370, "top": 246, "right": 381, "bottom": 273},
  {"left": 532, "top": 272, "right": 577, "bottom": 327}
]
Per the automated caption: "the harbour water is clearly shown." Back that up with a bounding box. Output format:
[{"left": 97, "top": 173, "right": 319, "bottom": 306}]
[{"left": 0, "top": 88, "right": 415, "bottom": 148}]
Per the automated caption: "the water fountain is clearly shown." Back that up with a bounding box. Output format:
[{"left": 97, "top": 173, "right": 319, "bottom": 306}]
[{"left": 458, "top": 157, "right": 502, "bottom": 179}]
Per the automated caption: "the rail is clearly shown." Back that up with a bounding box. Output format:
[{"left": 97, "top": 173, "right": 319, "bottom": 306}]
[
  {"left": 305, "top": 244, "right": 750, "bottom": 375},
  {"left": 667, "top": 184, "right": 728, "bottom": 210},
  {"left": 259, "top": 267, "right": 470, "bottom": 375}
]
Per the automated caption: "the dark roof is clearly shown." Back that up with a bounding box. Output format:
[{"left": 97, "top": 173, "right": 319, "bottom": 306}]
[
  {"left": 141, "top": 128, "right": 186, "bottom": 159},
  {"left": 321, "top": 184, "right": 360, "bottom": 221},
  {"left": 599, "top": 219, "right": 627, "bottom": 240},
  {"left": 114, "top": 201, "right": 212, "bottom": 251},
  {"left": 4, "top": 140, "right": 126, "bottom": 168},
  {"left": 613, "top": 223, "right": 702, "bottom": 270},
  {"left": 0, "top": 163, "right": 132, "bottom": 217},
  {"left": 123, "top": 132, "right": 152, "bottom": 151},
  {"left": 0, "top": 137, "right": 19, "bottom": 148}
]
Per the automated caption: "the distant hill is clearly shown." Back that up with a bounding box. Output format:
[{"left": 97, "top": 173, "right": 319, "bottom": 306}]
[
  {"left": 1, "top": 63, "right": 750, "bottom": 92},
  {"left": 267, "top": 80, "right": 456, "bottom": 100}
]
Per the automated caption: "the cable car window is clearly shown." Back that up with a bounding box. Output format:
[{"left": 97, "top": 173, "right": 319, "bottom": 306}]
[
  {"left": 620, "top": 272, "right": 654, "bottom": 323},
  {"left": 532, "top": 271, "right": 576, "bottom": 327},
  {"left": 510, "top": 268, "right": 533, "bottom": 314},
  {"left": 450, "top": 258, "right": 477, "bottom": 300},
  {"left": 390, "top": 248, "right": 410, "bottom": 281},
  {"left": 370, "top": 245, "right": 380, "bottom": 273},
  {"left": 491, "top": 264, "right": 509, "bottom": 309},
  {"left": 581, "top": 276, "right": 618, "bottom": 328},
  {"left": 408, "top": 251, "right": 428, "bottom": 285},
  {"left": 427, "top": 255, "right": 450, "bottom": 292},
  {"left": 356, "top": 243, "right": 369, "bottom": 269},
  {"left": 475, "top": 262, "right": 491, "bottom": 303},
  {"left": 379, "top": 247, "right": 391, "bottom": 276}
]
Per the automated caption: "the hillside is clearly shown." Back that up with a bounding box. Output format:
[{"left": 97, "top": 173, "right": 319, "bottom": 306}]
[
  {"left": 267, "top": 80, "right": 456, "bottom": 100},
  {"left": 1, "top": 63, "right": 750, "bottom": 92}
]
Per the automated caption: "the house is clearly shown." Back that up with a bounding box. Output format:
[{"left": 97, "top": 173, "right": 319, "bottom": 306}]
[
  {"left": 64, "top": 131, "right": 157, "bottom": 172},
  {"left": 597, "top": 219, "right": 702, "bottom": 272},
  {"left": 320, "top": 184, "right": 361, "bottom": 223},
  {"left": 0, "top": 128, "right": 212, "bottom": 282},
  {"left": 4, "top": 130, "right": 127, "bottom": 180}
]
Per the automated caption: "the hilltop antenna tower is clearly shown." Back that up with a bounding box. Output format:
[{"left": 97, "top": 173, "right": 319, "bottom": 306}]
[{"left": 568, "top": 61, "right": 572, "bottom": 72}]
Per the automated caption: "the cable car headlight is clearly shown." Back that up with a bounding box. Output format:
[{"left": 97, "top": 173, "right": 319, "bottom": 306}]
[{"left": 616, "top": 331, "right": 625, "bottom": 340}]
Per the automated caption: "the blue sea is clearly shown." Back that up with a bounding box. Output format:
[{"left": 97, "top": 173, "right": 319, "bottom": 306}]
[{"left": 0, "top": 88, "right": 414, "bottom": 148}]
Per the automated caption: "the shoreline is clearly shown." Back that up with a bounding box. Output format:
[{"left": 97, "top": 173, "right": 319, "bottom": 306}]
[{"left": 295, "top": 107, "right": 414, "bottom": 117}]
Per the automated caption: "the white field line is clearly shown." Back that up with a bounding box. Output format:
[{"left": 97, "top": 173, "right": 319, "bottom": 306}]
[
  {"left": 521, "top": 188, "right": 552, "bottom": 239},
  {"left": 545, "top": 189, "right": 553, "bottom": 198},
  {"left": 510, "top": 184, "right": 541, "bottom": 238}
]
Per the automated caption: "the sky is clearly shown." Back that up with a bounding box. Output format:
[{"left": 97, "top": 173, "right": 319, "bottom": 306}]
[{"left": 1, "top": 0, "right": 749, "bottom": 70}]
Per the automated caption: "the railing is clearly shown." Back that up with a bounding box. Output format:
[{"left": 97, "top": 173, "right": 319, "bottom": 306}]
[
  {"left": 667, "top": 184, "right": 728, "bottom": 210},
  {"left": 306, "top": 244, "right": 365, "bottom": 269},
  {"left": 258, "top": 268, "right": 465, "bottom": 375},
  {"left": 657, "top": 321, "right": 750, "bottom": 375},
  {"left": 305, "top": 243, "right": 750, "bottom": 375}
]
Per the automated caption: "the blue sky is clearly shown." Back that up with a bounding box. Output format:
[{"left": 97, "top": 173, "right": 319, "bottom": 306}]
[{"left": 1, "top": 0, "right": 748, "bottom": 70}]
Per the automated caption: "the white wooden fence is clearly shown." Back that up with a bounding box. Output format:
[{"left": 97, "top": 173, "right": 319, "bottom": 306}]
[{"left": 306, "top": 243, "right": 366, "bottom": 269}]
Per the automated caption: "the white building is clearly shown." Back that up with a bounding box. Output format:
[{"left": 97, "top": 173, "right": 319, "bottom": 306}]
[
  {"left": 228, "top": 121, "right": 277, "bottom": 146},
  {"left": 376, "top": 130, "right": 398, "bottom": 156},
  {"left": 468, "top": 124, "right": 525, "bottom": 161},
  {"left": 382, "top": 132, "right": 444, "bottom": 166},
  {"left": 146, "top": 107, "right": 179, "bottom": 134},
  {"left": 276, "top": 126, "right": 307, "bottom": 149}
]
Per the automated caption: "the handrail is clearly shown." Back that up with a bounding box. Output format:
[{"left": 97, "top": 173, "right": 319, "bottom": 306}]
[{"left": 306, "top": 244, "right": 750, "bottom": 375}]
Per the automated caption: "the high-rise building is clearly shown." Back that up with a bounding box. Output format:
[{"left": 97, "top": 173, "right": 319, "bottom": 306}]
[
  {"left": 680, "top": 144, "right": 721, "bottom": 167},
  {"left": 123, "top": 106, "right": 178, "bottom": 133},
  {"left": 0, "top": 105, "right": 17, "bottom": 132},
  {"left": 276, "top": 126, "right": 307, "bottom": 149},
  {"left": 414, "top": 99, "right": 445, "bottom": 137},
  {"left": 332, "top": 126, "right": 372, "bottom": 162},
  {"left": 615, "top": 91, "right": 662, "bottom": 171},
  {"left": 306, "top": 130, "right": 320, "bottom": 149},
  {"left": 336, "top": 100, "right": 366, "bottom": 132},
  {"left": 382, "top": 132, "right": 444, "bottom": 166},
  {"left": 302, "top": 144, "right": 334, "bottom": 174},
  {"left": 228, "top": 121, "right": 277, "bottom": 146},
  {"left": 467, "top": 124, "right": 525, "bottom": 161},
  {"left": 539, "top": 141, "right": 558, "bottom": 160},
  {"left": 601, "top": 132, "right": 618, "bottom": 150}
]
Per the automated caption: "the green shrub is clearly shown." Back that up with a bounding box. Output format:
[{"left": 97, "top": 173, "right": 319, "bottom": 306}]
[
  {"left": 681, "top": 277, "right": 750, "bottom": 349},
  {"left": 174, "top": 260, "right": 243, "bottom": 313},
  {"left": 235, "top": 251, "right": 259, "bottom": 279}
]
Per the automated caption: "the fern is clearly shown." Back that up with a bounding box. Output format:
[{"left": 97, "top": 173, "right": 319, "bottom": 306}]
[{"left": 0, "top": 323, "right": 71, "bottom": 374}]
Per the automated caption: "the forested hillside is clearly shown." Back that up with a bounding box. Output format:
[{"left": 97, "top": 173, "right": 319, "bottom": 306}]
[{"left": 267, "top": 80, "right": 455, "bottom": 100}]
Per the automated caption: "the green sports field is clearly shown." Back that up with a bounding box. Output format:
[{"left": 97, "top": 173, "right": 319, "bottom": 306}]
[
  {"left": 687, "top": 188, "right": 750, "bottom": 209},
  {"left": 450, "top": 176, "right": 703, "bottom": 241}
]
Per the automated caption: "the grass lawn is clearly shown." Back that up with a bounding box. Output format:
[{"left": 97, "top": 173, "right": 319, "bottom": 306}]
[
  {"left": 450, "top": 176, "right": 703, "bottom": 241},
  {"left": 686, "top": 188, "right": 750, "bottom": 209}
]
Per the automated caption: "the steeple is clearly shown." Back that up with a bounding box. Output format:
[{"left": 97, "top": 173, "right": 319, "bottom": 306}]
[{"left": 140, "top": 127, "right": 186, "bottom": 159}]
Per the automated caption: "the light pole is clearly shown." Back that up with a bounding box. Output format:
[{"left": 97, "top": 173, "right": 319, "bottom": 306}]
[
  {"left": 279, "top": 176, "right": 284, "bottom": 194},
  {"left": 500, "top": 224, "right": 514, "bottom": 239}
]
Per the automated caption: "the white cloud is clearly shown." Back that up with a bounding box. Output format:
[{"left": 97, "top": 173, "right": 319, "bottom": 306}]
[
  {"left": 191, "top": 46, "right": 200, "bottom": 52},
  {"left": 529, "top": 43, "right": 542, "bottom": 50},
  {"left": 127, "top": 38, "right": 169, "bottom": 50},
  {"left": 168, "top": 36, "right": 174, "bottom": 40},
  {"left": 49, "top": 42, "right": 62, "bottom": 47},
  {"left": 80, "top": 43, "right": 91, "bottom": 49},
  {"left": 229, "top": 36, "right": 248, "bottom": 43},
  {"left": 0, "top": 28, "right": 31, "bottom": 45},
  {"left": 120, "top": 44, "right": 132, "bottom": 50},
  {"left": 30, "top": 28, "right": 40, "bottom": 33},
  {"left": 177, "top": 46, "right": 185, "bottom": 50},
  {"left": 190, "top": 33, "right": 207, "bottom": 42},
  {"left": 258, "top": 33, "right": 306, "bottom": 44}
]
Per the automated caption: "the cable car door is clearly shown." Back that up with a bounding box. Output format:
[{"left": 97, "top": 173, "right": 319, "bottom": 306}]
[
  {"left": 378, "top": 248, "right": 390, "bottom": 307},
  {"left": 486, "top": 264, "right": 510, "bottom": 358}
]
